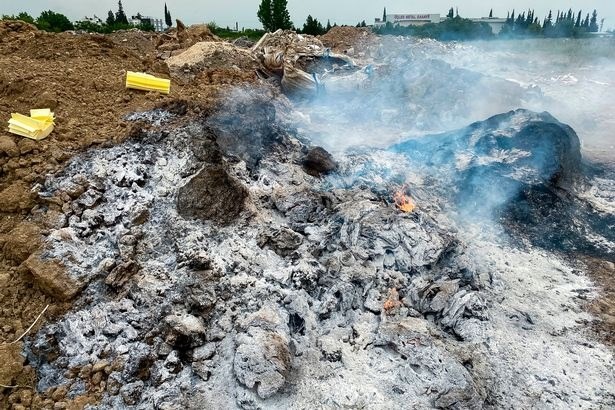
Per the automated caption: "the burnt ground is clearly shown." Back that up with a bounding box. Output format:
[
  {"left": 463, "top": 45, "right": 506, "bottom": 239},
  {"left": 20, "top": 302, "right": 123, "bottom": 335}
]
[{"left": 0, "top": 21, "right": 612, "bottom": 409}]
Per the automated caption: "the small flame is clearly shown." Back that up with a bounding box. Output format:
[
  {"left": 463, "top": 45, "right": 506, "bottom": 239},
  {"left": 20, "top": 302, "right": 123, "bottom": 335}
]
[{"left": 393, "top": 187, "right": 416, "bottom": 213}]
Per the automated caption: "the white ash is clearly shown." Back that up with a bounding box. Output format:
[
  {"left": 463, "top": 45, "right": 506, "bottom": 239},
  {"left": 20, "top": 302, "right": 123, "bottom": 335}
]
[{"left": 22, "top": 96, "right": 614, "bottom": 410}]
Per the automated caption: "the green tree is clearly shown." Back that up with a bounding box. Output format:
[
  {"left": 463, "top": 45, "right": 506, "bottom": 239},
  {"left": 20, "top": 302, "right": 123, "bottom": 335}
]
[
  {"left": 1, "top": 12, "right": 35, "bottom": 24},
  {"left": 136, "top": 20, "right": 155, "bottom": 31},
  {"left": 272, "top": 0, "right": 292, "bottom": 30},
  {"left": 589, "top": 10, "right": 599, "bottom": 32},
  {"left": 302, "top": 15, "right": 324, "bottom": 35},
  {"left": 489, "top": 9, "right": 493, "bottom": 18},
  {"left": 36, "top": 10, "right": 74, "bottom": 32},
  {"left": 115, "top": 0, "right": 129, "bottom": 25},
  {"left": 383, "top": 7, "right": 387, "bottom": 22},
  {"left": 257, "top": 0, "right": 274, "bottom": 31},
  {"left": 326, "top": 19, "right": 332, "bottom": 32},
  {"left": 106, "top": 10, "right": 115, "bottom": 26},
  {"left": 74, "top": 19, "right": 105, "bottom": 33},
  {"left": 575, "top": 10, "right": 582, "bottom": 28},
  {"left": 164, "top": 3, "right": 172, "bottom": 27},
  {"left": 447, "top": 8, "right": 454, "bottom": 19}
]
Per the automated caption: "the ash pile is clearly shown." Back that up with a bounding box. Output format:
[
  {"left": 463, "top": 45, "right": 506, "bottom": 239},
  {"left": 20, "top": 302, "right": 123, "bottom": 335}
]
[{"left": 4, "top": 29, "right": 614, "bottom": 409}]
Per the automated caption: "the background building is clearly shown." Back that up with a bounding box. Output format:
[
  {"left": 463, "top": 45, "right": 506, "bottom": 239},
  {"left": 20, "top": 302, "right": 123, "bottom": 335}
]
[
  {"left": 129, "top": 15, "right": 165, "bottom": 32},
  {"left": 470, "top": 17, "right": 508, "bottom": 34},
  {"left": 375, "top": 13, "right": 440, "bottom": 28}
]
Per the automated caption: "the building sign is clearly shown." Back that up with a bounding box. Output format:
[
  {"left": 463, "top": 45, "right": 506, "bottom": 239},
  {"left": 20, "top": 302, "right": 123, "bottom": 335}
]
[{"left": 391, "top": 14, "right": 431, "bottom": 21}]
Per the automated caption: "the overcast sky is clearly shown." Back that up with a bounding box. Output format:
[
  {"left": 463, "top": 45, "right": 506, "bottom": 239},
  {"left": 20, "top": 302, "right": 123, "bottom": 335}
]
[{"left": 2, "top": 1, "right": 614, "bottom": 31}]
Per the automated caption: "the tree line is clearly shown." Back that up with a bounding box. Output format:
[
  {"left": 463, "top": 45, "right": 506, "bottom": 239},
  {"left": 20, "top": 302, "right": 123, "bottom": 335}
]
[
  {"left": 1, "top": 1, "right": 173, "bottom": 34},
  {"left": 376, "top": 7, "right": 603, "bottom": 40},
  {"left": 502, "top": 8, "right": 601, "bottom": 37},
  {"left": 256, "top": 0, "right": 337, "bottom": 36}
]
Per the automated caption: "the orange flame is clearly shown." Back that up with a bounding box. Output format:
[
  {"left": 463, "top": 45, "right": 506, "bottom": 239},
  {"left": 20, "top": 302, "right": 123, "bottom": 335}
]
[{"left": 393, "top": 187, "right": 416, "bottom": 213}]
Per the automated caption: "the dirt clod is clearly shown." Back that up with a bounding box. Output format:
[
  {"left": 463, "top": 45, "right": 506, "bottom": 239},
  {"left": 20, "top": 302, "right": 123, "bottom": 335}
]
[{"left": 177, "top": 166, "right": 249, "bottom": 225}]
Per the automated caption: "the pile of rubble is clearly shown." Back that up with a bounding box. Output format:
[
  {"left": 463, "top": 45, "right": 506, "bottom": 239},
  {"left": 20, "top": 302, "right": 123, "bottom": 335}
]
[
  {"left": 0, "top": 23, "right": 614, "bottom": 409},
  {"left": 320, "top": 26, "right": 378, "bottom": 56}
]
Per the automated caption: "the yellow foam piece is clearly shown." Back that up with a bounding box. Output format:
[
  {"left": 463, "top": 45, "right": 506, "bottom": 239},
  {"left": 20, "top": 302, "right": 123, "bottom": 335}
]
[
  {"left": 126, "top": 71, "right": 171, "bottom": 94},
  {"left": 7, "top": 110, "right": 55, "bottom": 140},
  {"left": 30, "top": 108, "right": 55, "bottom": 123}
]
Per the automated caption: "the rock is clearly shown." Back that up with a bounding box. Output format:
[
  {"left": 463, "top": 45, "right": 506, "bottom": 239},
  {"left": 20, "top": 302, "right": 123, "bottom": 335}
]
[
  {"left": 257, "top": 227, "right": 304, "bottom": 257},
  {"left": 92, "top": 360, "right": 110, "bottom": 374},
  {"left": 177, "top": 166, "right": 249, "bottom": 225},
  {"left": 105, "top": 260, "right": 140, "bottom": 289},
  {"left": 24, "top": 252, "right": 85, "bottom": 300},
  {"left": 120, "top": 381, "right": 144, "bottom": 406},
  {"left": 193, "top": 343, "right": 217, "bottom": 361},
  {"left": 0, "top": 181, "right": 36, "bottom": 212},
  {"left": 106, "top": 372, "right": 122, "bottom": 395},
  {"left": 234, "top": 306, "right": 291, "bottom": 399},
  {"left": 0, "top": 135, "right": 19, "bottom": 157},
  {"left": 17, "top": 138, "right": 37, "bottom": 155},
  {"left": 3, "top": 222, "right": 42, "bottom": 264},
  {"left": 165, "top": 312, "right": 207, "bottom": 347},
  {"left": 303, "top": 147, "right": 337, "bottom": 177}
]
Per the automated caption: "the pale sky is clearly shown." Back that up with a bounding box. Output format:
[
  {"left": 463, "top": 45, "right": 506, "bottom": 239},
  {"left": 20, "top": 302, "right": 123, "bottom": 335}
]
[{"left": 1, "top": 1, "right": 614, "bottom": 31}]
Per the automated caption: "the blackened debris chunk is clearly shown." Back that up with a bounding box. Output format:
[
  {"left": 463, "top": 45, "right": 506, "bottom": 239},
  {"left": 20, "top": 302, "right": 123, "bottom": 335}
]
[
  {"left": 177, "top": 166, "right": 249, "bottom": 225},
  {"left": 303, "top": 147, "right": 337, "bottom": 177}
]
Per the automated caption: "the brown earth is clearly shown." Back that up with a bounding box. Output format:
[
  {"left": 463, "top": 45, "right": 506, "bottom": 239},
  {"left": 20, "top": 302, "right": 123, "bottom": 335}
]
[
  {"left": 582, "top": 257, "right": 615, "bottom": 346},
  {"left": 0, "top": 19, "right": 258, "bottom": 408},
  {"left": 319, "top": 26, "right": 378, "bottom": 54}
]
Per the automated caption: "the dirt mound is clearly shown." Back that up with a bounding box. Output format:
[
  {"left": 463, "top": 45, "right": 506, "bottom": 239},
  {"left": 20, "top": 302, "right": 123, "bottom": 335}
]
[
  {"left": 167, "top": 41, "right": 259, "bottom": 83},
  {"left": 108, "top": 29, "right": 158, "bottom": 57},
  {"left": 0, "top": 20, "right": 37, "bottom": 38},
  {"left": 319, "top": 26, "right": 377, "bottom": 54},
  {"left": 156, "top": 20, "right": 219, "bottom": 54},
  {"left": 253, "top": 29, "right": 324, "bottom": 57}
]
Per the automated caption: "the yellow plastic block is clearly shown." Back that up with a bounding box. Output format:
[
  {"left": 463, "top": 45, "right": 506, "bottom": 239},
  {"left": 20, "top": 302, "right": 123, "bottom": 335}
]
[
  {"left": 7, "top": 111, "right": 55, "bottom": 140},
  {"left": 126, "top": 71, "right": 171, "bottom": 94},
  {"left": 30, "top": 108, "right": 55, "bottom": 124}
]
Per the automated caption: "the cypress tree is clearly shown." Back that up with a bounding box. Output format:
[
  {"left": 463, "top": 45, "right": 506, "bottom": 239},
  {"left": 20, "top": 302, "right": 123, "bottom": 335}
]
[
  {"left": 575, "top": 10, "right": 582, "bottom": 28},
  {"left": 589, "top": 10, "right": 599, "bottom": 32},
  {"left": 383, "top": 7, "right": 387, "bottom": 22},
  {"left": 489, "top": 9, "right": 493, "bottom": 18},
  {"left": 115, "top": 0, "right": 128, "bottom": 25},
  {"left": 106, "top": 10, "right": 115, "bottom": 26},
  {"left": 164, "top": 3, "right": 172, "bottom": 27}
]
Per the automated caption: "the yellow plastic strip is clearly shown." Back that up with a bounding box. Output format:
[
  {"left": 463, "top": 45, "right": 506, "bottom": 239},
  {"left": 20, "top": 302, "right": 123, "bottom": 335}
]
[{"left": 126, "top": 71, "right": 171, "bottom": 94}]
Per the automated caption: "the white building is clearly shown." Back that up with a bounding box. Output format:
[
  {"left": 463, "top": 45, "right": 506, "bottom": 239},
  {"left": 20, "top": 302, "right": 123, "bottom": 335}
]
[
  {"left": 375, "top": 14, "right": 441, "bottom": 28},
  {"left": 374, "top": 12, "right": 507, "bottom": 35},
  {"left": 129, "top": 15, "right": 165, "bottom": 32},
  {"left": 470, "top": 17, "right": 508, "bottom": 34}
]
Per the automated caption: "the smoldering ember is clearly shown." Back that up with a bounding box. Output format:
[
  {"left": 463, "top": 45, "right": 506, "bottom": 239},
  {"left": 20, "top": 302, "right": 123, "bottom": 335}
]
[{"left": 0, "top": 18, "right": 614, "bottom": 410}]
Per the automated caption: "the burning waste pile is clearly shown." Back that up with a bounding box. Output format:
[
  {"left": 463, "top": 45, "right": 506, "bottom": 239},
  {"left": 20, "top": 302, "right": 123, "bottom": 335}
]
[{"left": 3, "top": 28, "right": 614, "bottom": 409}]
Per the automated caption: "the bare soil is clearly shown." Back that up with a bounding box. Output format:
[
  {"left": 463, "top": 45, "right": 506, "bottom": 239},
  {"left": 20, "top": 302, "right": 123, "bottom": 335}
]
[{"left": 0, "top": 20, "right": 257, "bottom": 408}]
